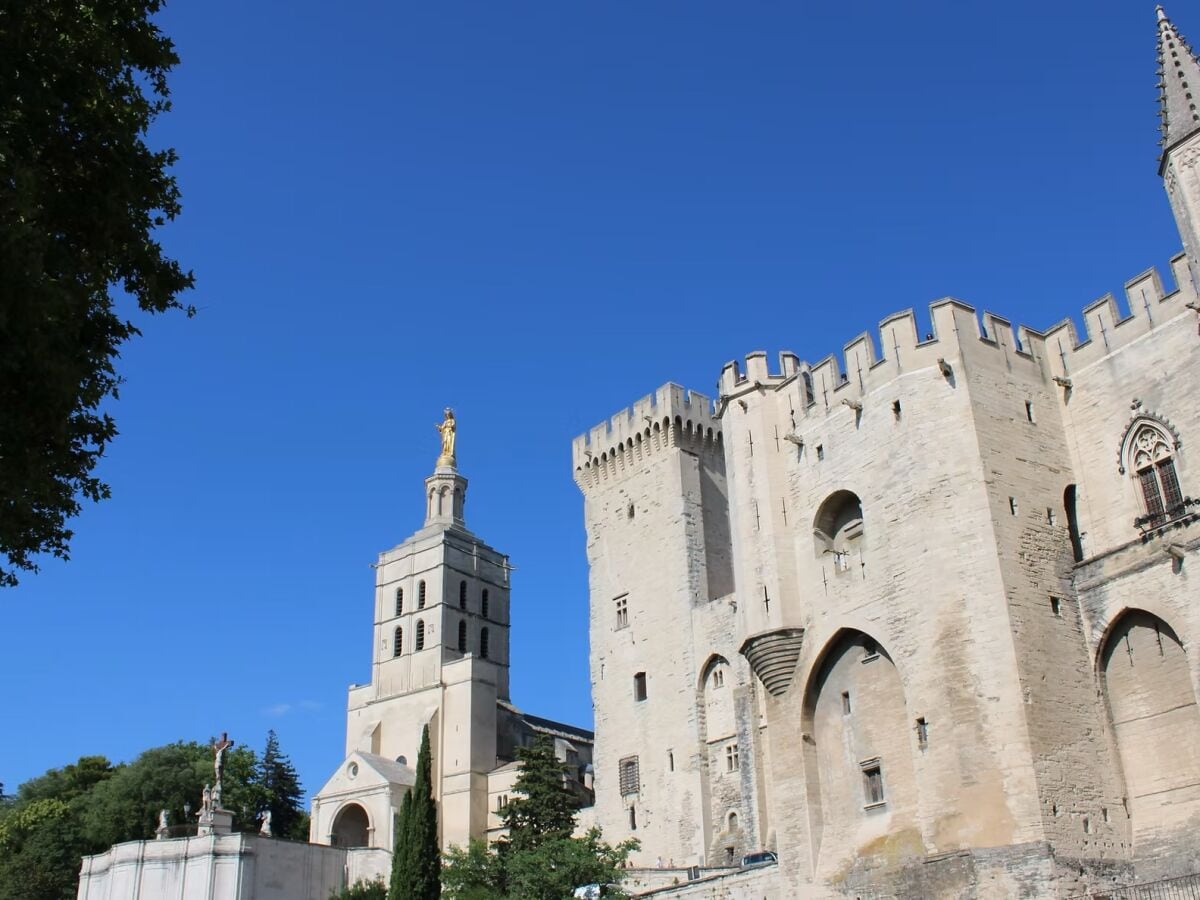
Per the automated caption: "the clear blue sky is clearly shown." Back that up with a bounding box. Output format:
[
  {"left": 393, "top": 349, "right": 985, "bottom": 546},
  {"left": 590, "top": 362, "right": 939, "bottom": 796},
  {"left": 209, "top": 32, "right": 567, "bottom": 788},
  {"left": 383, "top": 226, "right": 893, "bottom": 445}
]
[{"left": 0, "top": 1, "right": 1186, "bottom": 800}]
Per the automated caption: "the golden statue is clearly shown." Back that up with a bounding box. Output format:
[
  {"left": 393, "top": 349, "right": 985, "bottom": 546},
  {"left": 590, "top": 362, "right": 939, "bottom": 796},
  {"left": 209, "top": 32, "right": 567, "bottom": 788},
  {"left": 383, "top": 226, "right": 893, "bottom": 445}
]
[{"left": 436, "top": 407, "right": 457, "bottom": 466}]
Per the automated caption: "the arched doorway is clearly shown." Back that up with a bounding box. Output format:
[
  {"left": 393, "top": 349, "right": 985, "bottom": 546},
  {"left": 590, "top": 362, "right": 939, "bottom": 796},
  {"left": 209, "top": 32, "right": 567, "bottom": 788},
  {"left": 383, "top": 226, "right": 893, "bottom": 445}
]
[
  {"left": 1101, "top": 610, "right": 1200, "bottom": 848},
  {"left": 802, "top": 630, "right": 923, "bottom": 870},
  {"left": 331, "top": 802, "right": 370, "bottom": 848}
]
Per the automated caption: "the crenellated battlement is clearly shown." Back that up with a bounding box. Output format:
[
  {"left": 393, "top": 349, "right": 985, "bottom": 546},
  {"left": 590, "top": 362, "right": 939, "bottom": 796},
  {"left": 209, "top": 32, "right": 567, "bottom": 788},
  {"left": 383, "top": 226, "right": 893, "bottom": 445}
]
[
  {"left": 716, "top": 253, "right": 1196, "bottom": 413},
  {"left": 572, "top": 383, "right": 723, "bottom": 489}
]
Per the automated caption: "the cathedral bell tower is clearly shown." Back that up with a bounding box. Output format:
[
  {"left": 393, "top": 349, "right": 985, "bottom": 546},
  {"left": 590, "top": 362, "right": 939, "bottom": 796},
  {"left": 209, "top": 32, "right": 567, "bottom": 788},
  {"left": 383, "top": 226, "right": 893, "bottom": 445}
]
[
  {"left": 311, "top": 408, "right": 514, "bottom": 854},
  {"left": 1158, "top": 6, "right": 1200, "bottom": 290}
]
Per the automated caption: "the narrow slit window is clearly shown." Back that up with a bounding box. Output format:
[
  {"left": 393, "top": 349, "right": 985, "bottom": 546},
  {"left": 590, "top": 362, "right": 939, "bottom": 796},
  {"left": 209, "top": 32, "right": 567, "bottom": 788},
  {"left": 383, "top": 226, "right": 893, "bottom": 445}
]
[
  {"left": 1025, "top": 400, "right": 1035, "bottom": 423},
  {"left": 892, "top": 399, "right": 902, "bottom": 420},
  {"left": 842, "top": 691, "right": 851, "bottom": 715},
  {"left": 480, "top": 627, "right": 490, "bottom": 659},
  {"left": 481, "top": 588, "right": 490, "bottom": 619},
  {"left": 1051, "top": 596, "right": 1062, "bottom": 617},
  {"left": 459, "top": 580, "right": 467, "bottom": 610},
  {"left": 1009, "top": 497, "right": 1019, "bottom": 517},
  {"left": 916, "top": 717, "right": 928, "bottom": 747},
  {"left": 458, "top": 619, "right": 467, "bottom": 652},
  {"left": 634, "top": 672, "right": 647, "bottom": 702}
]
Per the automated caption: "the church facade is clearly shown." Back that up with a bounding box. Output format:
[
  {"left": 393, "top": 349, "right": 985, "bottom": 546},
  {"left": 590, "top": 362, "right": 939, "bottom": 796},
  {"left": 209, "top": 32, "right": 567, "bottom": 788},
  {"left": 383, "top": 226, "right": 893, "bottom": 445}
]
[{"left": 575, "top": 8, "right": 1200, "bottom": 897}]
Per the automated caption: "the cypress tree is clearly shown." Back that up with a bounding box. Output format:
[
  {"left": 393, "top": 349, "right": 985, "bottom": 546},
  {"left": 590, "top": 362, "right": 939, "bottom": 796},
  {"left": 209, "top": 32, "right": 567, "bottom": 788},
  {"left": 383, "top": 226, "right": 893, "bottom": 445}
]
[{"left": 389, "top": 725, "right": 439, "bottom": 900}]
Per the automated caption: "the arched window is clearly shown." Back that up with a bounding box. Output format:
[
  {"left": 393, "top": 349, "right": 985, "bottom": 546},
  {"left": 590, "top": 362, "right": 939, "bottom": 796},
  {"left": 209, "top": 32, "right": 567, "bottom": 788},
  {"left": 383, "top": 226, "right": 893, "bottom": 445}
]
[
  {"left": 395, "top": 587, "right": 404, "bottom": 617},
  {"left": 418, "top": 580, "right": 426, "bottom": 609},
  {"left": 727, "top": 811, "right": 739, "bottom": 831},
  {"left": 415, "top": 619, "right": 425, "bottom": 651},
  {"left": 482, "top": 589, "right": 490, "bottom": 619},
  {"left": 1129, "top": 425, "right": 1183, "bottom": 526},
  {"left": 813, "top": 490, "right": 864, "bottom": 570},
  {"left": 480, "top": 627, "right": 490, "bottom": 659},
  {"left": 459, "top": 580, "right": 467, "bottom": 610},
  {"left": 458, "top": 620, "right": 467, "bottom": 652},
  {"left": 393, "top": 626, "right": 402, "bottom": 657}
]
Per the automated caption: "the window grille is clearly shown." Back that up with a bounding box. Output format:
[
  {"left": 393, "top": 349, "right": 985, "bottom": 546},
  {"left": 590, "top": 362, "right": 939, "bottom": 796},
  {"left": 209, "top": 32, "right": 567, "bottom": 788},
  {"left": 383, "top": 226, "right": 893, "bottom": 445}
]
[
  {"left": 393, "top": 626, "right": 402, "bottom": 657},
  {"left": 618, "top": 756, "right": 640, "bottom": 795},
  {"left": 418, "top": 580, "right": 426, "bottom": 609},
  {"left": 395, "top": 587, "right": 403, "bottom": 617},
  {"left": 415, "top": 619, "right": 425, "bottom": 651}
]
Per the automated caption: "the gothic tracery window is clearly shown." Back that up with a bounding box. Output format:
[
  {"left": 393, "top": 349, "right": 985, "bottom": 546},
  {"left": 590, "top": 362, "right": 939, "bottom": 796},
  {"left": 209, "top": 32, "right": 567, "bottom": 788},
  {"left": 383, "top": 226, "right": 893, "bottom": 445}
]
[{"left": 1130, "top": 425, "right": 1183, "bottom": 525}]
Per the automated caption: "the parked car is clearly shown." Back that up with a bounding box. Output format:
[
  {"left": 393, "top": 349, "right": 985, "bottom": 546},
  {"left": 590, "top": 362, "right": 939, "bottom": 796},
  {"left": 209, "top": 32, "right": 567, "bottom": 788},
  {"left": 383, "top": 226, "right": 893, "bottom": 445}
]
[{"left": 740, "top": 850, "right": 779, "bottom": 868}]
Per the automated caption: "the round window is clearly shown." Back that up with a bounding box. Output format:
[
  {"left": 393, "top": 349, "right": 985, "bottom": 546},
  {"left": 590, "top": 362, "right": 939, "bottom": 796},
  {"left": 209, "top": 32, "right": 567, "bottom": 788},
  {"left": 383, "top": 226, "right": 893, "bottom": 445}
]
[{"left": 347, "top": 762, "right": 359, "bottom": 779}]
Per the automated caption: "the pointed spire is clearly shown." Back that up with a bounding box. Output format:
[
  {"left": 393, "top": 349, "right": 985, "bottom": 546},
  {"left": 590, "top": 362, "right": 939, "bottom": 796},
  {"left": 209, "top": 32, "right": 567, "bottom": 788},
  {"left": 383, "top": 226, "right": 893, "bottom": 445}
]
[{"left": 1157, "top": 6, "right": 1200, "bottom": 167}]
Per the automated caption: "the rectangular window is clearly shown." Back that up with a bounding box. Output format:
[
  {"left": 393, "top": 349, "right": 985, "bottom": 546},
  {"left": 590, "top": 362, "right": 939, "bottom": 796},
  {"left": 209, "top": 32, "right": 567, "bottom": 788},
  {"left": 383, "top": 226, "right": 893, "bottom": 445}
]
[
  {"left": 842, "top": 691, "right": 851, "bottom": 715},
  {"left": 1046, "top": 507, "right": 1057, "bottom": 526},
  {"left": 618, "top": 756, "right": 640, "bottom": 796},
  {"left": 724, "top": 743, "right": 739, "bottom": 772},
  {"left": 1160, "top": 459, "right": 1184, "bottom": 512},
  {"left": 1025, "top": 400, "right": 1036, "bottom": 423},
  {"left": 1050, "top": 596, "right": 1062, "bottom": 617},
  {"left": 1140, "top": 467, "right": 1165, "bottom": 519},
  {"left": 916, "top": 717, "right": 928, "bottom": 747},
  {"left": 615, "top": 595, "right": 629, "bottom": 630},
  {"left": 633, "top": 672, "right": 647, "bottom": 702},
  {"left": 861, "top": 761, "right": 885, "bottom": 806}
]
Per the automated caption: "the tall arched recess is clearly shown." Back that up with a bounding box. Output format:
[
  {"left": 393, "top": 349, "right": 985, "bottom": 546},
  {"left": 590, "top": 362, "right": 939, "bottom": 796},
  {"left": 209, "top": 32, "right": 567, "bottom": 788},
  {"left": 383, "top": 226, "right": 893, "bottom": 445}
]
[
  {"left": 801, "top": 630, "right": 923, "bottom": 872},
  {"left": 330, "top": 802, "right": 370, "bottom": 847},
  {"left": 1101, "top": 610, "right": 1200, "bottom": 851}
]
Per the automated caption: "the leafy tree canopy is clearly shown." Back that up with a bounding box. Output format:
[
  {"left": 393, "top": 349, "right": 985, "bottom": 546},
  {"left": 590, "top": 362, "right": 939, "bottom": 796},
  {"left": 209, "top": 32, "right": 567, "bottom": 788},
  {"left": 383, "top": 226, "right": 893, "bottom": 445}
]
[
  {"left": 0, "top": 733, "right": 306, "bottom": 900},
  {"left": 441, "top": 736, "right": 637, "bottom": 900},
  {"left": 0, "top": 0, "right": 194, "bottom": 588}
]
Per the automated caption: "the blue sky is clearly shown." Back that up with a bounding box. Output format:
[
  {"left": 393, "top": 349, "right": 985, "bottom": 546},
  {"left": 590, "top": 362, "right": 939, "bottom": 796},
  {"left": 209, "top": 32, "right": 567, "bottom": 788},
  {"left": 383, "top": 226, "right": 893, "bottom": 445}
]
[{"left": 0, "top": 1, "right": 1187, "bottom": 800}]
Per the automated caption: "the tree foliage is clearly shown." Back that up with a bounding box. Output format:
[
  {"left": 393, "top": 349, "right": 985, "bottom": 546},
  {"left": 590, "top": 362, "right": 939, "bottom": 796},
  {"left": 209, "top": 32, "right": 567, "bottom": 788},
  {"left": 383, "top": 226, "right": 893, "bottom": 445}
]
[
  {"left": 0, "top": 0, "right": 194, "bottom": 588},
  {"left": 331, "top": 880, "right": 388, "bottom": 900},
  {"left": 0, "top": 733, "right": 306, "bottom": 900},
  {"left": 441, "top": 736, "right": 637, "bottom": 900},
  {"left": 258, "top": 729, "right": 307, "bottom": 839},
  {"left": 390, "top": 724, "right": 440, "bottom": 900}
]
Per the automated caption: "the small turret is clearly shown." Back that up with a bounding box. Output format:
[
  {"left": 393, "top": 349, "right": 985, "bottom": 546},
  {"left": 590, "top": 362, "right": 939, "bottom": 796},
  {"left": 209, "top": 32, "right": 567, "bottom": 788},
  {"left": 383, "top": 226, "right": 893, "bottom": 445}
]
[
  {"left": 1157, "top": 6, "right": 1200, "bottom": 169},
  {"left": 1157, "top": 7, "right": 1200, "bottom": 293}
]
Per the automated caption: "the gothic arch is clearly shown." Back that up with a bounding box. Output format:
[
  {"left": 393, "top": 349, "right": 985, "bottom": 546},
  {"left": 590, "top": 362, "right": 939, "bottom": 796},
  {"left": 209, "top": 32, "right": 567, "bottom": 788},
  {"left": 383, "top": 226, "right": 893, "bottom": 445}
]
[
  {"left": 813, "top": 490, "right": 864, "bottom": 564},
  {"left": 1099, "top": 609, "right": 1200, "bottom": 849},
  {"left": 1117, "top": 413, "right": 1182, "bottom": 475},
  {"left": 331, "top": 802, "right": 370, "bottom": 848},
  {"left": 801, "top": 629, "right": 923, "bottom": 872}
]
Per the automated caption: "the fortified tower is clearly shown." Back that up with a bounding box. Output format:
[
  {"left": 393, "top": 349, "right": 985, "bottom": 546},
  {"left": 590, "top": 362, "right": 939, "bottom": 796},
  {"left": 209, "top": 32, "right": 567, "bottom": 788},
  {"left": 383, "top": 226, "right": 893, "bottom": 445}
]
[
  {"left": 311, "top": 409, "right": 513, "bottom": 858},
  {"left": 573, "top": 385, "right": 768, "bottom": 867}
]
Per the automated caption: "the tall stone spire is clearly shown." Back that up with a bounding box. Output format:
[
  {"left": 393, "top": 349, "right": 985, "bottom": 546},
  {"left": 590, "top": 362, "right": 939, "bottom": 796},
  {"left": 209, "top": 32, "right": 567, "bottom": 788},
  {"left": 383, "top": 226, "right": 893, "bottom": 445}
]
[{"left": 1157, "top": 6, "right": 1200, "bottom": 171}]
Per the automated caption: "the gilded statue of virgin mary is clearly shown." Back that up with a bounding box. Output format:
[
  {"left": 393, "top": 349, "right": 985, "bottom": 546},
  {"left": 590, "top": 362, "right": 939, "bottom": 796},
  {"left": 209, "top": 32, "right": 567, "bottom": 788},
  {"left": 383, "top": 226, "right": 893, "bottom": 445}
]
[{"left": 436, "top": 408, "right": 456, "bottom": 465}]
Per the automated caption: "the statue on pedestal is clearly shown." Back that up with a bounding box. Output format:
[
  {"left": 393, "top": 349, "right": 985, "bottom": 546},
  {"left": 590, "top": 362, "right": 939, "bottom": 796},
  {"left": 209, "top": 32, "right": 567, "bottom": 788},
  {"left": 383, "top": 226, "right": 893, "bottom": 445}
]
[
  {"left": 155, "top": 809, "right": 169, "bottom": 840},
  {"left": 259, "top": 809, "right": 272, "bottom": 837},
  {"left": 436, "top": 408, "right": 457, "bottom": 466}
]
